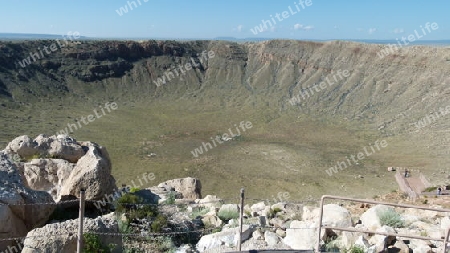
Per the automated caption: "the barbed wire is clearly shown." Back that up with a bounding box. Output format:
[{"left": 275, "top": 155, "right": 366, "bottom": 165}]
[
  {"left": 252, "top": 224, "right": 319, "bottom": 230},
  {"left": 91, "top": 198, "right": 240, "bottom": 207},
  {"left": 0, "top": 228, "right": 216, "bottom": 242},
  {"left": 0, "top": 233, "right": 75, "bottom": 242},
  {"left": 246, "top": 198, "right": 320, "bottom": 204},
  {"left": 0, "top": 197, "right": 323, "bottom": 208},
  {"left": 0, "top": 199, "right": 79, "bottom": 206},
  {"left": 90, "top": 228, "right": 216, "bottom": 238}
]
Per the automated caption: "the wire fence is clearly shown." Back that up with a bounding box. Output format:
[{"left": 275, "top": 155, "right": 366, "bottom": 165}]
[
  {"left": 3, "top": 188, "right": 444, "bottom": 253},
  {"left": 0, "top": 190, "right": 322, "bottom": 253}
]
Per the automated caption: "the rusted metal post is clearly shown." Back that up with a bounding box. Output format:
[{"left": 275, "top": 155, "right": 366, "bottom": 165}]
[
  {"left": 237, "top": 188, "right": 245, "bottom": 252},
  {"left": 444, "top": 227, "right": 450, "bottom": 253},
  {"left": 315, "top": 196, "right": 325, "bottom": 253},
  {"left": 77, "top": 189, "right": 86, "bottom": 253}
]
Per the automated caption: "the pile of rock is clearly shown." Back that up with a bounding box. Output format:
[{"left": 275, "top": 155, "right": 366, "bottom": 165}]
[
  {"left": 0, "top": 134, "right": 118, "bottom": 252},
  {"left": 192, "top": 199, "right": 449, "bottom": 253}
]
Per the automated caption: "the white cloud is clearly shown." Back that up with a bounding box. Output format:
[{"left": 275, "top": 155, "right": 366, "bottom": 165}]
[
  {"left": 368, "top": 28, "right": 377, "bottom": 34},
  {"left": 294, "top": 24, "right": 304, "bottom": 30},
  {"left": 393, "top": 28, "right": 404, "bottom": 34},
  {"left": 294, "top": 23, "right": 314, "bottom": 31},
  {"left": 232, "top": 25, "right": 244, "bottom": 32},
  {"left": 356, "top": 28, "right": 364, "bottom": 32},
  {"left": 334, "top": 25, "right": 339, "bottom": 30}
]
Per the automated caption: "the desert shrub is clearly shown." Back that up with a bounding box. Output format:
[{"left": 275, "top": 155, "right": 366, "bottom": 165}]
[
  {"left": 424, "top": 186, "right": 437, "bottom": 192},
  {"left": 378, "top": 209, "right": 404, "bottom": 228},
  {"left": 115, "top": 193, "right": 158, "bottom": 221},
  {"left": 268, "top": 207, "right": 283, "bottom": 219},
  {"left": 218, "top": 209, "right": 240, "bottom": 222},
  {"left": 189, "top": 206, "right": 210, "bottom": 219},
  {"left": 151, "top": 214, "right": 168, "bottom": 233},
  {"left": 83, "top": 233, "right": 115, "bottom": 253},
  {"left": 344, "top": 245, "right": 365, "bottom": 253},
  {"left": 164, "top": 191, "right": 176, "bottom": 205},
  {"left": 155, "top": 237, "right": 176, "bottom": 253},
  {"left": 323, "top": 239, "right": 340, "bottom": 252},
  {"left": 129, "top": 187, "right": 140, "bottom": 193}
]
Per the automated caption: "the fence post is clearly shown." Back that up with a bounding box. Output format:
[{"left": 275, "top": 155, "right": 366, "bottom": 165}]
[
  {"left": 444, "top": 227, "right": 450, "bottom": 253},
  {"left": 237, "top": 188, "right": 245, "bottom": 252},
  {"left": 316, "top": 196, "right": 325, "bottom": 253},
  {"left": 77, "top": 189, "right": 86, "bottom": 253}
]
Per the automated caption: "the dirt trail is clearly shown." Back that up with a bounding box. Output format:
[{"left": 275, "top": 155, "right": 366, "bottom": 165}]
[{"left": 405, "top": 176, "right": 425, "bottom": 195}]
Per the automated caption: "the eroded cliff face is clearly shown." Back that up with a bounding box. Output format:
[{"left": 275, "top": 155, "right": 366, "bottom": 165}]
[{"left": 0, "top": 39, "right": 449, "bottom": 133}]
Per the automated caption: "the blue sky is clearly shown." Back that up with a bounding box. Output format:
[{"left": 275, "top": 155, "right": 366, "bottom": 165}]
[{"left": 1, "top": 0, "right": 448, "bottom": 40}]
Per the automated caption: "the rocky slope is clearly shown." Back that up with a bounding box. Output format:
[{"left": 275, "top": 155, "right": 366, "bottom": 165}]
[
  {"left": 1, "top": 39, "right": 449, "bottom": 132},
  {"left": 1, "top": 40, "right": 450, "bottom": 200}
]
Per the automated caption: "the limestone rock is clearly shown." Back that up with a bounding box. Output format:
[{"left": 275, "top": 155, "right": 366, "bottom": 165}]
[
  {"left": 22, "top": 213, "right": 122, "bottom": 253},
  {"left": 23, "top": 159, "right": 74, "bottom": 201},
  {"left": 60, "top": 141, "right": 116, "bottom": 200},
  {"left": 360, "top": 205, "right": 395, "bottom": 231},
  {"left": 47, "top": 135, "right": 85, "bottom": 163},
  {"left": 252, "top": 229, "right": 264, "bottom": 240},
  {"left": 264, "top": 231, "right": 280, "bottom": 246},
  {"left": 283, "top": 220, "right": 318, "bottom": 250},
  {"left": 158, "top": 177, "right": 202, "bottom": 200},
  {"left": 5, "top": 135, "right": 38, "bottom": 158},
  {"left": 368, "top": 225, "right": 397, "bottom": 251},
  {"left": 202, "top": 214, "right": 223, "bottom": 228},
  {"left": 251, "top": 202, "right": 267, "bottom": 216},
  {"left": 393, "top": 240, "right": 410, "bottom": 253},
  {"left": 195, "top": 195, "right": 224, "bottom": 210},
  {"left": 0, "top": 151, "right": 55, "bottom": 252},
  {"left": 196, "top": 225, "right": 253, "bottom": 252},
  {"left": 322, "top": 204, "right": 352, "bottom": 228}
]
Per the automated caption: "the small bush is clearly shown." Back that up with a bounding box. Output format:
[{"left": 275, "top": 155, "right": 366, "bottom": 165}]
[
  {"left": 189, "top": 206, "right": 210, "bottom": 219},
  {"left": 268, "top": 207, "right": 283, "bottom": 219},
  {"left": 115, "top": 193, "right": 158, "bottom": 221},
  {"left": 218, "top": 209, "right": 240, "bottom": 222},
  {"left": 83, "top": 233, "right": 111, "bottom": 253},
  {"left": 129, "top": 187, "right": 140, "bottom": 193},
  {"left": 164, "top": 191, "right": 176, "bottom": 205},
  {"left": 155, "top": 237, "right": 176, "bottom": 253},
  {"left": 378, "top": 209, "right": 404, "bottom": 228},
  {"left": 424, "top": 186, "right": 437, "bottom": 192},
  {"left": 151, "top": 214, "right": 168, "bottom": 232},
  {"left": 345, "top": 245, "right": 365, "bottom": 253}
]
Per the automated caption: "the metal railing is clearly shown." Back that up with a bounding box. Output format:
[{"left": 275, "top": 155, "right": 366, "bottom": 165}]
[{"left": 316, "top": 195, "right": 450, "bottom": 253}]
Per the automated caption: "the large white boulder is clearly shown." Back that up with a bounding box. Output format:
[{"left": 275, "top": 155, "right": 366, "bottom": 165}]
[
  {"left": 322, "top": 204, "right": 352, "bottom": 228},
  {"left": 283, "top": 220, "right": 318, "bottom": 250},
  {"left": 60, "top": 141, "right": 116, "bottom": 200},
  {"left": 360, "top": 204, "right": 394, "bottom": 230},
  {"left": 21, "top": 213, "right": 122, "bottom": 253},
  {"left": 196, "top": 225, "right": 253, "bottom": 252},
  {"left": 4, "top": 135, "right": 117, "bottom": 202},
  {"left": 158, "top": 177, "right": 202, "bottom": 200},
  {"left": 5, "top": 135, "right": 38, "bottom": 158},
  {"left": 23, "top": 159, "right": 74, "bottom": 201},
  {"left": 368, "top": 225, "right": 397, "bottom": 250},
  {"left": 6, "top": 135, "right": 85, "bottom": 163},
  {"left": 264, "top": 231, "right": 280, "bottom": 246},
  {"left": 0, "top": 151, "right": 55, "bottom": 252}
]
